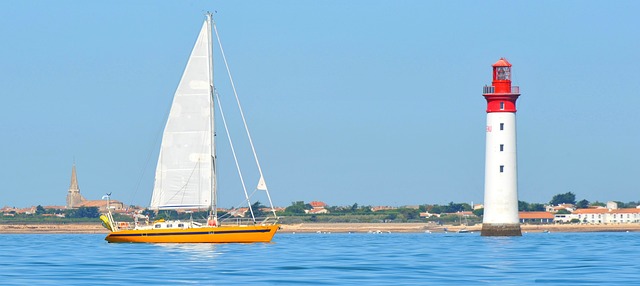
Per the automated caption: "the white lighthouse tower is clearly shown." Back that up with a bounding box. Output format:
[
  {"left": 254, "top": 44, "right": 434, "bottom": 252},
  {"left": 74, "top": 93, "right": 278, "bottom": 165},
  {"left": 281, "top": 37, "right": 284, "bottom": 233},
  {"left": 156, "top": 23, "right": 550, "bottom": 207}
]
[{"left": 481, "top": 58, "right": 522, "bottom": 236}]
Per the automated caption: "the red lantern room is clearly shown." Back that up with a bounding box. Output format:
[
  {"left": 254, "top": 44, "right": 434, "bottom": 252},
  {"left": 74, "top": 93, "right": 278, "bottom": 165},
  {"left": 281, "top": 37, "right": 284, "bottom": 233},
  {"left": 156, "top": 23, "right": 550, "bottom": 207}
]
[{"left": 483, "top": 58, "right": 520, "bottom": 113}]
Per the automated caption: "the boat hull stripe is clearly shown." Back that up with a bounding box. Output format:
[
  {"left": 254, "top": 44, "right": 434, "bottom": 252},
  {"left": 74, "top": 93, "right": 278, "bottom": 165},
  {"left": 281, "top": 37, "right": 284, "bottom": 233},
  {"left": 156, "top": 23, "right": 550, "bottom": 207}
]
[{"left": 108, "top": 229, "right": 272, "bottom": 237}]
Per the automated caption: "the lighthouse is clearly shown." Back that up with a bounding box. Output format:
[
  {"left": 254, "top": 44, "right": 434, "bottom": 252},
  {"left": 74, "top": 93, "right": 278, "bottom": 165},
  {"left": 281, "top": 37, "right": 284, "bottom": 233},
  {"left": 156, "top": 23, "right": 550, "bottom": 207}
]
[{"left": 481, "top": 58, "right": 522, "bottom": 236}]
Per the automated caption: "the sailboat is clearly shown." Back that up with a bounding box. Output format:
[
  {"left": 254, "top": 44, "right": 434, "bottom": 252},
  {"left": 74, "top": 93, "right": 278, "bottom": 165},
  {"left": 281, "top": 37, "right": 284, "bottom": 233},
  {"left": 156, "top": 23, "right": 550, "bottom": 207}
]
[
  {"left": 458, "top": 214, "right": 470, "bottom": 233},
  {"left": 101, "top": 13, "right": 279, "bottom": 243}
]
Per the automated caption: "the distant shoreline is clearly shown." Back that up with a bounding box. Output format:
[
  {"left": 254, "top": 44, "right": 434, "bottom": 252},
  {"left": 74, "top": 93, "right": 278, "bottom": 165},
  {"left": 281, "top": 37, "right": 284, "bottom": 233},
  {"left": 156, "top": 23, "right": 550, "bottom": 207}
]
[{"left": 1, "top": 222, "right": 640, "bottom": 234}]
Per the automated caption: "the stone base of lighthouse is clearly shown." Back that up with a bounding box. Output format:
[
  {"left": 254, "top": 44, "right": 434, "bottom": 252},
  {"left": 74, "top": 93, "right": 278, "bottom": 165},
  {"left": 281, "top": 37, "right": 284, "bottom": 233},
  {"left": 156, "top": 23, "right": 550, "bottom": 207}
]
[{"left": 481, "top": 223, "right": 522, "bottom": 236}]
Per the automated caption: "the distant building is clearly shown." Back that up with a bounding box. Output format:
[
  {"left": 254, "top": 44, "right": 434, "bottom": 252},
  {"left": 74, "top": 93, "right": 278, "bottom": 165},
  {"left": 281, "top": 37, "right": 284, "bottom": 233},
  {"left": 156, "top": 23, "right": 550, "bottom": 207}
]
[
  {"left": 1, "top": 206, "right": 36, "bottom": 215},
  {"left": 546, "top": 204, "right": 575, "bottom": 213},
  {"left": 519, "top": 212, "right": 554, "bottom": 224},
  {"left": 551, "top": 207, "right": 640, "bottom": 224},
  {"left": 457, "top": 211, "right": 475, "bottom": 217},
  {"left": 371, "top": 206, "right": 397, "bottom": 212},
  {"left": 307, "top": 208, "right": 329, "bottom": 214},
  {"left": 78, "top": 200, "right": 125, "bottom": 213},
  {"left": 66, "top": 164, "right": 86, "bottom": 208},
  {"left": 572, "top": 208, "right": 640, "bottom": 224},
  {"left": 419, "top": 212, "right": 439, "bottom": 218},
  {"left": 306, "top": 201, "right": 329, "bottom": 214},
  {"left": 309, "top": 201, "right": 327, "bottom": 208}
]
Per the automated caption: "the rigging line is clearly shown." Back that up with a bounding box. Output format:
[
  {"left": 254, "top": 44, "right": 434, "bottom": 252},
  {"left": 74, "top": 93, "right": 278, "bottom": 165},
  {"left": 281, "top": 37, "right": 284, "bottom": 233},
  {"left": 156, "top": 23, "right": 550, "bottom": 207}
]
[
  {"left": 211, "top": 19, "right": 265, "bottom": 182},
  {"left": 214, "top": 90, "right": 256, "bottom": 222},
  {"left": 163, "top": 159, "right": 201, "bottom": 205},
  {"left": 218, "top": 194, "right": 257, "bottom": 223},
  {"left": 211, "top": 17, "right": 278, "bottom": 217}
]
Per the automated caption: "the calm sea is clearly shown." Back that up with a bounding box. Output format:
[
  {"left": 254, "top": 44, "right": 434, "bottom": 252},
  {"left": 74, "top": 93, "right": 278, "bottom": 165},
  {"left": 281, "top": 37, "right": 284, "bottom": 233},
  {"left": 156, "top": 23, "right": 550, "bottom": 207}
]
[{"left": 1, "top": 232, "right": 638, "bottom": 285}]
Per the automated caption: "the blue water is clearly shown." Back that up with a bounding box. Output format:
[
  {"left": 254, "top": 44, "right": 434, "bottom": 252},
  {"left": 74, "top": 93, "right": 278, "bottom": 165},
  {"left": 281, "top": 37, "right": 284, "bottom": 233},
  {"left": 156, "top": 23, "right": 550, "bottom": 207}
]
[{"left": 1, "top": 232, "right": 639, "bottom": 285}]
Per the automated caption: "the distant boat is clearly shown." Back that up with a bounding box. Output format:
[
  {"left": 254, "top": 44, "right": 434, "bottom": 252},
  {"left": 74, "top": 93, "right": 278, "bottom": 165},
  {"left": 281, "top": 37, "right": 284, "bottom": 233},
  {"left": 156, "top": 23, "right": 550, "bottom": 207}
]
[
  {"left": 100, "top": 13, "right": 279, "bottom": 243},
  {"left": 458, "top": 214, "right": 471, "bottom": 233}
]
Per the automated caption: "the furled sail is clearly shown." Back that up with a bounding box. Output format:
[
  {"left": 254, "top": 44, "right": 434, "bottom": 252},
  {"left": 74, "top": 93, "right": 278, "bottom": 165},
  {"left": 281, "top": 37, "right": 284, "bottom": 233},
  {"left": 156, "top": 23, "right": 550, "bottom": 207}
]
[{"left": 150, "top": 19, "right": 214, "bottom": 210}]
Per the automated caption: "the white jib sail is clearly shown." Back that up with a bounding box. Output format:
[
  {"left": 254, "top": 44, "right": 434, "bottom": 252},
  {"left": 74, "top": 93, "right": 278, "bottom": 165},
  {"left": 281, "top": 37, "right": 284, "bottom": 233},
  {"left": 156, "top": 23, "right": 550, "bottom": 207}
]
[{"left": 150, "top": 18, "right": 214, "bottom": 210}]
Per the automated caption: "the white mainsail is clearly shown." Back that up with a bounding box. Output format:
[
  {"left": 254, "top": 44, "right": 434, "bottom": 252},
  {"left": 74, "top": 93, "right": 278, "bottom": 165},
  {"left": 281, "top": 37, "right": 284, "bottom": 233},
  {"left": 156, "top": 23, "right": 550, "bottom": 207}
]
[{"left": 149, "top": 18, "right": 214, "bottom": 210}]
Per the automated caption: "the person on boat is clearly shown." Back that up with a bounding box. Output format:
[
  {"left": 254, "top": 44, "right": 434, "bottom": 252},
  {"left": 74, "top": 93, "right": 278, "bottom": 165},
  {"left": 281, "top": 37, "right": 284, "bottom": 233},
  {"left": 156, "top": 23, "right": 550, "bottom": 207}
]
[{"left": 207, "top": 216, "right": 218, "bottom": 227}]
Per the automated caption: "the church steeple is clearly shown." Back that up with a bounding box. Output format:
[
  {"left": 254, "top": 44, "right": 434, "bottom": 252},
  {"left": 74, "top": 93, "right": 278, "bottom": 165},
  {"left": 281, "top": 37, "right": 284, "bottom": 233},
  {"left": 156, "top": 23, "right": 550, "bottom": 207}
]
[
  {"left": 70, "top": 164, "right": 79, "bottom": 190},
  {"left": 66, "top": 163, "right": 86, "bottom": 208}
]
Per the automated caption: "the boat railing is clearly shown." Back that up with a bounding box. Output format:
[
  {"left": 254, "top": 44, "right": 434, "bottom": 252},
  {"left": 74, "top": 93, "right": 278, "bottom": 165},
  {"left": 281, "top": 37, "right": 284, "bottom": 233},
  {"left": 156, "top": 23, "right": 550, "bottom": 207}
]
[
  {"left": 260, "top": 216, "right": 280, "bottom": 225},
  {"left": 221, "top": 216, "right": 280, "bottom": 226}
]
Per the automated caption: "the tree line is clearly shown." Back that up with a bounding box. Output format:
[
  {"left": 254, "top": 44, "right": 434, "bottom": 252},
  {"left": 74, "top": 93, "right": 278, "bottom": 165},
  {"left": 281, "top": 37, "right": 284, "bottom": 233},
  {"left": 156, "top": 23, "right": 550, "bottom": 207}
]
[
  {"left": 281, "top": 192, "right": 639, "bottom": 219},
  {"left": 4, "top": 192, "right": 637, "bottom": 223}
]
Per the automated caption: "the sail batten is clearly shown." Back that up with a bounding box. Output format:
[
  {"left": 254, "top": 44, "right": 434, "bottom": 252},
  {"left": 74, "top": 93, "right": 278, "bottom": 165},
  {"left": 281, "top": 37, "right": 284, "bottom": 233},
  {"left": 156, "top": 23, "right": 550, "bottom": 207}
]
[{"left": 150, "top": 19, "right": 214, "bottom": 210}]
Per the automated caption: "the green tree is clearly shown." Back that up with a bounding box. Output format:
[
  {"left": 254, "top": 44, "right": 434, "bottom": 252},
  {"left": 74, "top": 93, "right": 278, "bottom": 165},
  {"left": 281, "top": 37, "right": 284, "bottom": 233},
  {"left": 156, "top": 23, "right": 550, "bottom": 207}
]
[
  {"left": 550, "top": 192, "right": 576, "bottom": 205},
  {"left": 284, "top": 201, "right": 307, "bottom": 214},
  {"left": 429, "top": 205, "right": 445, "bottom": 214},
  {"left": 249, "top": 201, "right": 266, "bottom": 219},
  {"left": 529, "top": 203, "right": 546, "bottom": 211},
  {"left": 70, "top": 206, "right": 100, "bottom": 218},
  {"left": 518, "top": 201, "right": 530, "bottom": 211},
  {"left": 556, "top": 209, "right": 571, "bottom": 214},
  {"left": 142, "top": 208, "right": 155, "bottom": 219},
  {"left": 472, "top": 208, "right": 484, "bottom": 217},
  {"left": 443, "top": 202, "right": 466, "bottom": 213},
  {"left": 35, "top": 205, "right": 45, "bottom": 215},
  {"left": 425, "top": 203, "right": 472, "bottom": 214},
  {"left": 398, "top": 208, "right": 420, "bottom": 220},
  {"left": 382, "top": 211, "right": 396, "bottom": 220},
  {"left": 576, "top": 199, "right": 590, "bottom": 209}
]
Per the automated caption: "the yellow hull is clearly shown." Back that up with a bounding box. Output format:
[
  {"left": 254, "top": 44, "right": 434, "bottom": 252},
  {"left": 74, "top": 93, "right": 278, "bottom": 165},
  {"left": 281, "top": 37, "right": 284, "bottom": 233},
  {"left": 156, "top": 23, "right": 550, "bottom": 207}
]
[{"left": 105, "top": 224, "right": 279, "bottom": 243}]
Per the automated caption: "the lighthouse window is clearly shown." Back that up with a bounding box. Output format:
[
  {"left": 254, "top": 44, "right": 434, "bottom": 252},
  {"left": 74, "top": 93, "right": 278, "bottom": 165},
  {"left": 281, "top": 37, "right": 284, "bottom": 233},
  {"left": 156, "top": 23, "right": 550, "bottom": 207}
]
[
  {"left": 500, "top": 144, "right": 504, "bottom": 151},
  {"left": 500, "top": 123, "right": 504, "bottom": 130},
  {"left": 496, "top": 66, "right": 511, "bottom": 80},
  {"left": 500, "top": 165, "right": 504, "bottom": 173},
  {"left": 500, "top": 102, "right": 505, "bottom": 110}
]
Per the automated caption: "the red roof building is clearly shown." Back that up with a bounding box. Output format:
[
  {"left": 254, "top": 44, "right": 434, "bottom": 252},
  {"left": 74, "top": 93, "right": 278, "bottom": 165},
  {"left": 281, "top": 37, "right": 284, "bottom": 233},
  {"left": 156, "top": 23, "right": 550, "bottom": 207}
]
[
  {"left": 309, "top": 201, "right": 327, "bottom": 208},
  {"left": 519, "top": 212, "right": 554, "bottom": 224}
]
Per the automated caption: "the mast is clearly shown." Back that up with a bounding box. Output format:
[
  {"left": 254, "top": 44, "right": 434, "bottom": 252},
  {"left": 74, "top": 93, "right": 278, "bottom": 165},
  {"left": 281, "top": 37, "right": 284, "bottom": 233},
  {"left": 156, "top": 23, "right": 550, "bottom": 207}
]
[{"left": 207, "top": 12, "right": 218, "bottom": 221}]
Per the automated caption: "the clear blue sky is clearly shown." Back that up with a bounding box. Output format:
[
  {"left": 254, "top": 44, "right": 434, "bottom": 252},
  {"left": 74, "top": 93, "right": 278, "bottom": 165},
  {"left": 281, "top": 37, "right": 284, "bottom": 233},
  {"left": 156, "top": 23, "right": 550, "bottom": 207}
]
[{"left": 1, "top": 1, "right": 638, "bottom": 208}]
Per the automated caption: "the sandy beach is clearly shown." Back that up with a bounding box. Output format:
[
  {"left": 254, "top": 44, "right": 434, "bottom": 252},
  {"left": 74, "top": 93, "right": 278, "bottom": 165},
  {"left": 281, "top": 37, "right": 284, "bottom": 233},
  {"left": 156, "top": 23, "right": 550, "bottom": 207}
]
[
  {"left": 2, "top": 222, "right": 640, "bottom": 234},
  {"left": 280, "top": 223, "right": 640, "bottom": 233}
]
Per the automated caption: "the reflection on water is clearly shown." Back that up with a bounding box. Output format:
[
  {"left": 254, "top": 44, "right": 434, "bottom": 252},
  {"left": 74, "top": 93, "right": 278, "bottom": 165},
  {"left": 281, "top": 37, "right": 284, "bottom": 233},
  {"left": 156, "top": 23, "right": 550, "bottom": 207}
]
[
  {"left": 156, "top": 243, "right": 221, "bottom": 260},
  {"left": 1, "top": 232, "right": 639, "bottom": 285}
]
